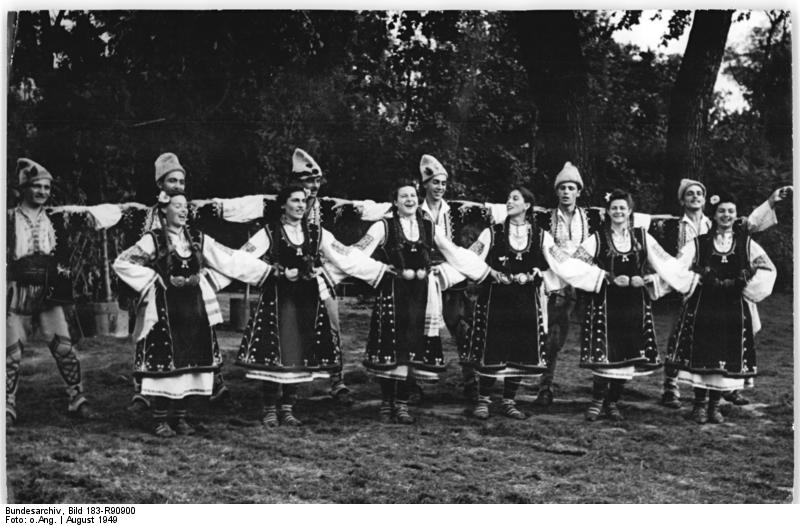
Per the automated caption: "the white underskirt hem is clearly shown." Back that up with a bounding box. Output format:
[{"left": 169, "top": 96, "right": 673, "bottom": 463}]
[
  {"left": 371, "top": 365, "right": 441, "bottom": 383},
  {"left": 141, "top": 372, "right": 214, "bottom": 399},
  {"left": 245, "top": 370, "right": 331, "bottom": 384},
  {"left": 677, "top": 371, "right": 747, "bottom": 391},
  {"left": 592, "top": 365, "right": 655, "bottom": 381},
  {"left": 477, "top": 367, "right": 543, "bottom": 380}
]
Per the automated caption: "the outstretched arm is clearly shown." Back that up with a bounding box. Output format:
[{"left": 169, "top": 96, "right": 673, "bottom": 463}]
[
  {"left": 113, "top": 234, "right": 159, "bottom": 299},
  {"left": 201, "top": 235, "right": 272, "bottom": 287},
  {"left": 745, "top": 186, "right": 791, "bottom": 233},
  {"left": 542, "top": 231, "right": 605, "bottom": 293},
  {"left": 212, "top": 194, "right": 275, "bottom": 223},
  {"left": 320, "top": 229, "right": 388, "bottom": 288}
]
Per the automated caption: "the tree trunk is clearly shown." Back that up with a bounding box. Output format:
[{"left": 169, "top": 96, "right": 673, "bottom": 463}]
[
  {"left": 509, "top": 10, "right": 594, "bottom": 198},
  {"left": 663, "top": 10, "right": 733, "bottom": 209}
]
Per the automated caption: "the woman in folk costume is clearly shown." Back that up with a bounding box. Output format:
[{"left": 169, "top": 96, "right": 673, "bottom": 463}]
[
  {"left": 666, "top": 191, "right": 775, "bottom": 425},
  {"left": 113, "top": 191, "right": 271, "bottom": 437},
  {"left": 463, "top": 187, "right": 607, "bottom": 420},
  {"left": 353, "top": 178, "right": 491, "bottom": 424},
  {"left": 235, "top": 185, "right": 388, "bottom": 428},
  {"left": 647, "top": 178, "right": 787, "bottom": 409},
  {"left": 573, "top": 189, "right": 697, "bottom": 422}
]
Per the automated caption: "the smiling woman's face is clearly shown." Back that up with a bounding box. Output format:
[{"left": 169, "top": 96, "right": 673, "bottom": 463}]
[
  {"left": 607, "top": 198, "right": 631, "bottom": 225},
  {"left": 714, "top": 202, "right": 737, "bottom": 229},
  {"left": 394, "top": 185, "right": 419, "bottom": 216},
  {"left": 164, "top": 194, "right": 189, "bottom": 228},
  {"left": 282, "top": 190, "right": 308, "bottom": 221}
]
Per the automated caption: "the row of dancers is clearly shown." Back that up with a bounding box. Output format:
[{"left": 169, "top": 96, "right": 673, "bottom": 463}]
[{"left": 6, "top": 152, "right": 788, "bottom": 435}]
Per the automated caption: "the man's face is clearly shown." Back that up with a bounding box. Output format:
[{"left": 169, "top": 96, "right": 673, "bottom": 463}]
[
  {"left": 158, "top": 171, "right": 186, "bottom": 195},
  {"left": 22, "top": 179, "right": 52, "bottom": 207},
  {"left": 681, "top": 184, "right": 705, "bottom": 212},
  {"left": 423, "top": 175, "right": 447, "bottom": 202},
  {"left": 556, "top": 182, "right": 581, "bottom": 208},
  {"left": 301, "top": 176, "right": 322, "bottom": 198}
]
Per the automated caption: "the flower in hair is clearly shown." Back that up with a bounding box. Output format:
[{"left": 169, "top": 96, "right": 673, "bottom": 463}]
[
  {"left": 709, "top": 195, "right": 720, "bottom": 205},
  {"left": 604, "top": 192, "right": 612, "bottom": 203},
  {"left": 157, "top": 191, "right": 170, "bottom": 204}
]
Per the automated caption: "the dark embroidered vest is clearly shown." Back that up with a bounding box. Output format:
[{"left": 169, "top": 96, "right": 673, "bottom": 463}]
[
  {"left": 262, "top": 221, "right": 322, "bottom": 273},
  {"left": 7, "top": 208, "right": 73, "bottom": 303},
  {"left": 693, "top": 230, "right": 749, "bottom": 280},
  {"left": 539, "top": 207, "right": 604, "bottom": 246},
  {"left": 376, "top": 214, "right": 434, "bottom": 270},
  {"left": 148, "top": 228, "right": 205, "bottom": 282},
  {"left": 488, "top": 222, "right": 549, "bottom": 275},
  {"left": 596, "top": 227, "right": 648, "bottom": 277}
]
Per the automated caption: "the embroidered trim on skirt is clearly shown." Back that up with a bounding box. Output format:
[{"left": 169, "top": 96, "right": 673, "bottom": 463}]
[
  {"left": 365, "top": 276, "right": 445, "bottom": 375},
  {"left": 134, "top": 282, "right": 221, "bottom": 379},
  {"left": 141, "top": 372, "right": 213, "bottom": 399},
  {"left": 580, "top": 283, "right": 660, "bottom": 372},
  {"left": 462, "top": 281, "right": 548, "bottom": 376},
  {"left": 237, "top": 277, "right": 341, "bottom": 374}
]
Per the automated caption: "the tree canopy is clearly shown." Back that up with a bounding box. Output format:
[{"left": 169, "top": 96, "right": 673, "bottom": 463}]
[{"left": 7, "top": 10, "right": 793, "bottom": 290}]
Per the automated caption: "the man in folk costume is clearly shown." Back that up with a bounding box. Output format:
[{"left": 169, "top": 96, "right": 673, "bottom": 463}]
[
  {"left": 417, "top": 154, "right": 483, "bottom": 401},
  {"left": 211, "top": 148, "right": 385, "bottom": 403},
  {"left": 651, "top": 178, "right": 789, "bottom": 409},
  {"left": 520, "top": 162, "right": 608, "bottom": 406},
  {"left": 6, "top": 158, "right": 99, "bottom": 426},
  {"left": 490, "top": 162, "right": 641, "bottom": 404},
  {"left": 489, "top": 163, "right": 787, "bottom": 406},
  {"left": 126, "top": 153, "right": 231, "bottom": 411}
]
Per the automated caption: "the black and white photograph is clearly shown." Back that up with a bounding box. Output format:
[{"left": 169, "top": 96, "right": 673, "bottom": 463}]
[{"left": 2, "top": 4, "right": 796, "bottom": 506}]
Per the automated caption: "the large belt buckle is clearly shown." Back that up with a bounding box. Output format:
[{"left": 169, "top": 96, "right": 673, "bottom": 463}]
[{"left": 515, "top": 273, "right": 529, "bottom": 285}]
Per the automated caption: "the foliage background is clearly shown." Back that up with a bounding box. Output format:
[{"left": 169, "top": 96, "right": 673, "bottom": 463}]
[{"left": 6, "top": 10, "right": 793, "bottom": 290}]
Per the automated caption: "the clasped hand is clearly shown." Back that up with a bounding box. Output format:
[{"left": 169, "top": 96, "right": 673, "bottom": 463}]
[{"left": 608, "top": 274, "right": 646, "bottom": 288}]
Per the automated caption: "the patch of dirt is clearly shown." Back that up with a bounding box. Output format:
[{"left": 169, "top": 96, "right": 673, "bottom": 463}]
[{"left": 5, "top": 292, "right": 794, "bottom": 503}]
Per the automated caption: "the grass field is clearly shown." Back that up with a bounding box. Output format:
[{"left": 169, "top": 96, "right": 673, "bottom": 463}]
[{"left": 4, "top": 291, "right": 795, "bottom": 503}]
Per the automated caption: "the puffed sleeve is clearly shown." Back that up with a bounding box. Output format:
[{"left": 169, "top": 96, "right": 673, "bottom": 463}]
[
  {"left": 204, "top": 229, "right": 272, "bottom": 291},
  {"left": 632, "top": 212, "right": 652, "bottom": 230},
  {"left": 202, "top": 235, "right": 272, "bottom": 287},
  {"left": 352, "top": 221, "right": 387, "bottom": 256},
  {"left": 433, "top": 226, "right": 490, "bottom": 284},
  {"left": 214, "top": 194, "right": 274, "bottom": 223},
  {"left": 468, "top": 228, "right": 492, "bottom": 261},
  {"left": 320, "top": 229, "right": 387, "bottom": 288},
  {"left": 745, "top": 199, "right": 778, "bottom": 233},
  {"left": 485, "top": 203, "right": 507, "bottom": 225},
  {"left": 743, "top": 239, "right": 776, "bottom": 334},
  {"left": 354, "top": 200, "right": 393, "bottom": 221},
  {"left": 325, "top": 221, "right": 387, "bottom": 285},
  {"left": 542, "top": 231, "right": 606, "bottom": 293},
  {"left": 113, "top": 233, "right": 159, "bottom": 297},
  {"left": 742, "top": 239, "right": 776, "bottom": 304},
  {"left": 435, "top": 227, "right": 492, "bottom": 290},
  {"left": 643, "top": 233, "right": 700, "bottom": 300}
]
